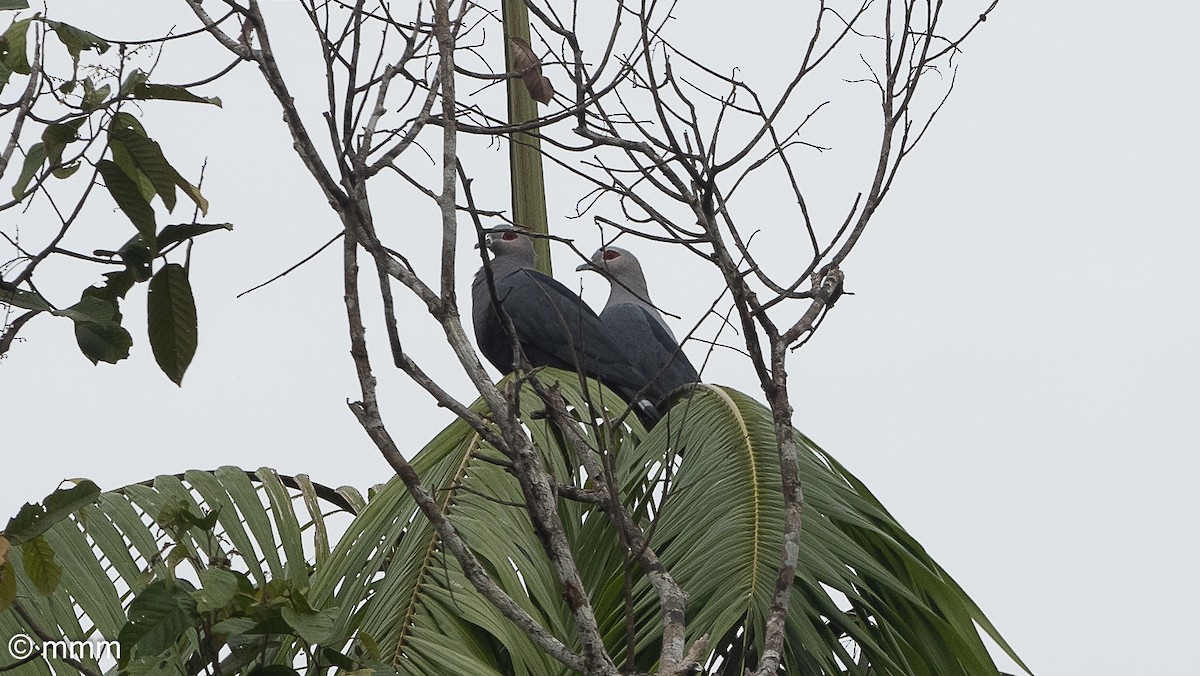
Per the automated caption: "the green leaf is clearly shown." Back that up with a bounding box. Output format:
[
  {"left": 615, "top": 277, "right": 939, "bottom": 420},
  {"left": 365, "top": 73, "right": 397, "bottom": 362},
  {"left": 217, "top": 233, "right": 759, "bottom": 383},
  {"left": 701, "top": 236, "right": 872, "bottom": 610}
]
[
  {"left": 247, "top": 666, "right": 301, "bottom": 676},
  {"left": 212, "top": 616, "right": 256, "bottom": 638},
  {"left": 97, "top": 158, "right": 156, "bottom": 242},
  {"left": 108, "top": 132, "right": 157, "bottom": 204},
  {"left": 245, "top": 608, "right": 292, "bottom": 637},
  {"left": 131, "top": 82, "right": 222, "bottom": 107},
  {"left": 346, "top": 661, "right": 400, "bottom": 676},
  {"left": 152, "top": 499, "right": 187, "bottom": 531},
  {"left": 176, "top": 176, "right": 209, "bottom": 215},
  {"left": 298, "top": 370, "right": 625, "bottom": 676},
  {"left": 147, "top": 263, "right": 197, "bottom": 385},
  {"left": 80, "top": 270, "right": 136, "bottom": 303},
  {"left": 156, "top": 498, "right": 219, "bottom": 536},
  {"left": 82, "top": 270, "right": 138, "bottom": 306},
  {"left": 180, "top": 506, "right": 221, "bottom": 532},
  {"left": 0, "top": 284, "right": 51, "bottom": 311},
  {"left": 51, "top": 160, "right": 81, "bottom": 179},
  {"left": 100, "top": 267, "right": 138, "bottom": 298},
  {"left": 0, "top": 562, "right": 14, "bottom": 614},
  {"left": 42, "top": 116, "right": 86, "bottom": 166},
  {"left": 118, "top": 579, "right": 199, "bottom": 667},
  {"left": 121, "top": 653, "right": 193, "bottom": 676},
  {"left": 320, "top": 647, "right": 358, "bottom": 670},
  {"left": 1, "top": 18, "right": 31, "bottom": 75},
  {"left": 193, "top": 568, "right": 239, "bottom": 612},
  {"left": 115, "top": 238, "right": 154, "bottom": 282},
  {"left": 0, "top": 1, "right": 30, "bottom": 11},
  {"left": 289, "top": 373, "right": 1029, "bottom": 675},
  {"left": 43, "top": 479, "right": 103, "bottom": 520},
  {"left": 110, "top": 110, "right": 148, "bottom": 136},
  {"left": 3, "top": 469, "right": 351, "bottom": 673},
  {"left": 281, "top": 605, "right": 338, "bottom": 645},
  {"left": 357, "top": 630, "right": 382, "bottom": 661},
  {"left": 0, "top": 374, "right": 1031, "bottom": 676},
  {"left": 46, "top": 19, "right": 110, "bottom": 66},
  {"left": 20, "top": 535, "right": 61, "bottom": 596},
  {"left": 59, "top": 281, "right": 135, "bottom": 365},
  {"left": 80, "top": 78, "right": 110, "bottom": 112},
  {"left": 156, "top": 222, "right": 232, "bottom": 250},
  {"left": 56, "top": 293, "right": 117, "bottom": 323},
  {"left": 118, "top": 68, "right": 148, "bottom": 98},
  {"left": 10, "top": 140, "right": 45, "bottom": 199},
  {"left": 2, "top": 480, "right": 101, "bottom": 545},
  {"left": 0, "top": 60, "right": 12, "bottom": 95},
  {"left": 74, "top": 314, "right": 133, "bottom": 364},
  {"left": 109, "top": 125, "right": 178, "bottom": 212},
  {"left": 108, "top": 116, "right": 208, "bottom": 215}
]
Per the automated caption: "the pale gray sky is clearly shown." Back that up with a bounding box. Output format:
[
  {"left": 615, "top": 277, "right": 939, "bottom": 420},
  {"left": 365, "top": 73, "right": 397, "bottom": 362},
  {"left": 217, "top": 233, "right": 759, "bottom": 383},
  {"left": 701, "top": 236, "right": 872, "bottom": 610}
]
[{"left": 3, "top": 3, "right": 1198, "bottom": 675}]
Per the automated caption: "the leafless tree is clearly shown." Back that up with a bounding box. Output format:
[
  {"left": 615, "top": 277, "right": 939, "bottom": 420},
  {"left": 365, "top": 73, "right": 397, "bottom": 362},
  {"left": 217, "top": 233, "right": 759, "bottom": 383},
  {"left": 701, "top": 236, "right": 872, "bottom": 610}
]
[
  {"left": 3, "top": 1, "right": 1016, "bottom": 674},
  {"left": 176, "top": 1, "right": 1004, "bottom": 673}
]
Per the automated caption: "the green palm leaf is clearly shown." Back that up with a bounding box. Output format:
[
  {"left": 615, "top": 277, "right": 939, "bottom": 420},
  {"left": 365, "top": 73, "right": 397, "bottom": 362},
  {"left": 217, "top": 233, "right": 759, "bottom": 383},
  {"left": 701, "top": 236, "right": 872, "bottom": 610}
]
[
  {"left": 0, "top": 468, "right": 352, "bottom": 674},
  {"left": 602, "top": 384, "right": 1029, "bottom": 675},
  {"left": 302, "top": 371, "right": 641, "bottom": 675},
  {"left": 303, "top": 372, "right": 1025, "bottom": 674},
  {"left": 1, "top": 374, "right": 1027, "bottom": 675}
]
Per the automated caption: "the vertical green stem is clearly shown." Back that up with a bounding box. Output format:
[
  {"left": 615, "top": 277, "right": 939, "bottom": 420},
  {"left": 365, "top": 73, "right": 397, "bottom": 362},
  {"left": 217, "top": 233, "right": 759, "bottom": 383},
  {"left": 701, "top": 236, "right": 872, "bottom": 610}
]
[{"left": 501, "top": 0, "right": 551, "bottom": 274}]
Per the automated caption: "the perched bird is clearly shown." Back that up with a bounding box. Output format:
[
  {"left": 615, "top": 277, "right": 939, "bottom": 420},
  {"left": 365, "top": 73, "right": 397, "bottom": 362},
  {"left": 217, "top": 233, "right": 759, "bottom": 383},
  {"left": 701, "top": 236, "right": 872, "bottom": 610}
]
[
  {"left": 471, "top": 228, "right": 656, "bottom": 421},
  {"left": 577, "top": 246, "right": 699, "bottom": 408}
]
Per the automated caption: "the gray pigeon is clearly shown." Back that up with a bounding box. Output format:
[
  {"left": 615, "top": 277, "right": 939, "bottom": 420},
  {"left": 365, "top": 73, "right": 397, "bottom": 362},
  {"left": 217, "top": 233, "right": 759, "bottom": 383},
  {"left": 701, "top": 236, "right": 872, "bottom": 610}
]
[
  {"left": 472, "top": 228, "right": 657, "bottom": 421},
  {"left": 577, "top": 246, "right": 699, "bottom": 408}
]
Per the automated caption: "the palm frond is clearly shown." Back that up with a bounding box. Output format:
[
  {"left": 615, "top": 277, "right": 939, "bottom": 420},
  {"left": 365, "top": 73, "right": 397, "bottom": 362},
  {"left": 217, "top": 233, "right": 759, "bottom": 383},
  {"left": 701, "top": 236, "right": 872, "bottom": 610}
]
[
  {"left": 1, "top": 468, "right": 352, "bottom": 674},
  {"left": 1, "top": 373, "right": 1027, "bottom": 676},
  {"left": 609, "top": 384, "right": 1029, "bottom": 675},
  {"left": 303, "top": 370, "right": 640, "bottom": 675},
  {"left": 308, "top": 373, "right": 1026, "bottom": 674}
]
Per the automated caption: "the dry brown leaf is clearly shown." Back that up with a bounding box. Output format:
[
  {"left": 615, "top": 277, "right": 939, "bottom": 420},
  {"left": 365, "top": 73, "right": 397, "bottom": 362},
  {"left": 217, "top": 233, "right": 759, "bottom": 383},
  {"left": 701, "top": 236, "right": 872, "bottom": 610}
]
[
  {"left": 509, "top": 37, "right": 539, "bottom": 74},
  {"left": 509, "top": 37, "right": 555, "bottom": 104},
  {"left": 523, "top": 72, "right": 554, "bottom": 104}
]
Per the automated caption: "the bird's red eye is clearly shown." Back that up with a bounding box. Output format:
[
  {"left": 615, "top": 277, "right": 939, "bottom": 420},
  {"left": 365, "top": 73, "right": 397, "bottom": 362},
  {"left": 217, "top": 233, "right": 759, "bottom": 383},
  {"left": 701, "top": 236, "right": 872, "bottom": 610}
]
[
  {"left": 502, "top": 231, "right": 519, "bottom": 241},
  {"left": 602, "top": 249, "right": 620, "bottom": 260}
]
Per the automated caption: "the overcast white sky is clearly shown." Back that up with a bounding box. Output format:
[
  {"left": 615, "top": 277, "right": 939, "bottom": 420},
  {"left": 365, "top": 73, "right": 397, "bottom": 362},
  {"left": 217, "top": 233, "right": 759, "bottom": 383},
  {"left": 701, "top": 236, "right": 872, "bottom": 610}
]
[{"left": 3, "top": 3, "right": 1198, "bottom": 675}]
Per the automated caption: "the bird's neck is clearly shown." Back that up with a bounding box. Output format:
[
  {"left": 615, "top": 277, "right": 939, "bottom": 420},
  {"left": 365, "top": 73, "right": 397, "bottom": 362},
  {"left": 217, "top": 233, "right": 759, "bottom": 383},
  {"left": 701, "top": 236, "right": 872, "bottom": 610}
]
[
  {"left": 475, "top": 254, "right": 532, "bottom": 285},
  {"left": 606, "top": 282, "right": 655, "bottom": 313}
]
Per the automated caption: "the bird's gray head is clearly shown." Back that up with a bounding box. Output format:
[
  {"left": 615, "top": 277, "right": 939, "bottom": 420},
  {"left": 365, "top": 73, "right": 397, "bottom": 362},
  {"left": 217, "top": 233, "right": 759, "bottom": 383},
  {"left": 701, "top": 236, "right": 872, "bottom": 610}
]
[
  {"left": 577, "top": 245, "right": 655, "bottom": 310},
  {"left": 482, "top": 227, "right": 536, "bottom": 265},
  {"left": 576, "top": 246, "right": 642, "bottom": 279}
]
